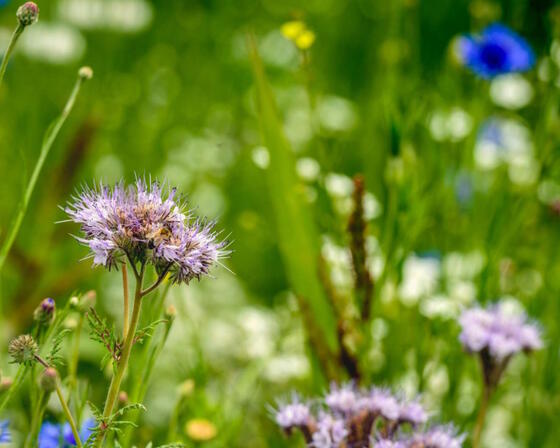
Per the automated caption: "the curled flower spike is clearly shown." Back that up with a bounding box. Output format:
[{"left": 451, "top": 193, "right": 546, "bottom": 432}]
[
  {"left": 8, "top": 334, "right": 38, "bottom": 365},
  {"left": 64, "top": 179, "right": 228, "bottom": 285}
]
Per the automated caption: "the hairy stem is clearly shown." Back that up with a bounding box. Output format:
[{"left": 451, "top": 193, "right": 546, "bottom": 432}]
[
  {"left": 95, "top": 266, "right": 145, "bottom": 447},
  {"left": 25, "top": 390, "right": 48, "bottom": 448},
  {"left": 472, "top": 384, "right": 491, "bottom": 448},
  {"left": 55, "top": 381, "right": 82, "bottom": 448},
  {"left": 122, "top": 263, "right": 129, "bottom": 339},
  {"left": 0, "top": 23, "right": 24, "bottom": 89}
]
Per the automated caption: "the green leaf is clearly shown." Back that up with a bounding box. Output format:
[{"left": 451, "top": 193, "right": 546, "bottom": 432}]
[{"left": 247, "top": 34, "right": 339, "bottom": 366}]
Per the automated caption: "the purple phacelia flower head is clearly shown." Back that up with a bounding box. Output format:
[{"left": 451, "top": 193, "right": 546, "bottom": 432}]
[
  {"left": 362, "top": 388, "right": 400, "bottom": 421},
  {"left": 325, "top": 382, "right": 358, "bottom": 416},
  {"left": 374, "top": 438, "right": 406, "bottom": 448},
  {"left": 459, "top": 301, "right": 543, "bottom": 388},
  {"left": 459, "top": 23, "right": 534, "bottom": 79},
  {"left": 409, "top": 424, "right": 466, "bottom": 448},
  {"left": 398, "top": 398, "right": 428, "bottom": 427},
  {"left": 311, "top": 413, "right": 348, "bottom": 448},
  {"left": 459, "top": 302, "right": 543, "bottom": 360},
  {"left": 64, "top": 179, "right": 228, "bottom": 285},
  {"left": 274, "top": 395, "right": 312, "bottom": 429}
]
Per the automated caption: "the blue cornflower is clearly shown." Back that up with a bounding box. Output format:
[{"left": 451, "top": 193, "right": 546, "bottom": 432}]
[
  {"left": 459, "top": 23, "right": 535, "bottom": 78},
  {"left": 0, "top": 420, "right": 10, "bottom": 444},
  {"left": 38, "top": 419, "right": 95, "bottom": 448}
]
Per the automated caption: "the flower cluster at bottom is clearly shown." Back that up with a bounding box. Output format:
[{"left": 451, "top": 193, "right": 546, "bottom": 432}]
[{"left": 274, "top": 383, "right": 464, "bottom": 448}]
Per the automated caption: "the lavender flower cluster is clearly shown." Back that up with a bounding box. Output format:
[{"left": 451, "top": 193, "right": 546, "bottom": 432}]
[
  {"left": 459, "top": 303, "right": 543, "bottom": 361},
  {"left": 274, "top": 383, "right": 464, "bottom": 448},
  {"left": 64, "top": 179, "right": 227, "bottom": 284}
]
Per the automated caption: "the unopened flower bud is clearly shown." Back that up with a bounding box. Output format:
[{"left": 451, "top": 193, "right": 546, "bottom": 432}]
[
  {"left": 81, "top": 290, "right": 97, "bottom": 309},
  {"left": 0, "top": 377, "right": 13, "bottom": 391},
  {"left": 16, "top": 2, "right": 39, "bottom": 27},
  {"left": 39, "top": 368, "right": 58, "bottom": 392},
  {"left": 73, "top": 290, "right": 96, "bottom": 312},
  {"left": 8, "top": 334, "right": 38, "bottom": 365},
  {"left": 165, "top": 304, "right": 177, "bottom": 321},
  {"left": 78, "top": 66, "right": 93, "bottom": 80},
  {"left": 178, "top": 379, "right": 195, "bottom": 397},
  {"left": 185, "top": 418, "right": 217, "bottom": 441},
  {"left": 118, "top": 391, "right": 128, "bottom": 405},
  {"left": 33, "top": 298, "right": 56, "bottom": 326}
]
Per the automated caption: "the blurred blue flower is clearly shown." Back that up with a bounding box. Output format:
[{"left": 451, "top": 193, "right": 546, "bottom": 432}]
[
  {"left": 460, "top": 24, "right": 535, "bottom": 78},
  {"left": 38, "top": 419, "right": 95, "bottom": 448},
  {"left": 0, "top": 420, "right": 10, "bottom": 444}
]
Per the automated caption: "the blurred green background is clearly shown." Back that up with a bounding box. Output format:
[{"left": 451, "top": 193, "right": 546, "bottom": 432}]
[{"left": 0, "top": 0, "right": 559, "bottom": 446}]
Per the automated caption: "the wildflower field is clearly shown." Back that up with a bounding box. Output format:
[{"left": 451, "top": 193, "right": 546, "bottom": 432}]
[{"left": 0, "top": 0, "right": 558, "bottom": 447}]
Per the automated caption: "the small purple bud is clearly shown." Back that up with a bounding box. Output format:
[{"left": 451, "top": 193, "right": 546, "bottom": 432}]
[
  {"left": 33, "top": 298, "right": 56, "bottom": 326},
  {"left": 16, "top": 2, "right": 39, "bottom": 27}
]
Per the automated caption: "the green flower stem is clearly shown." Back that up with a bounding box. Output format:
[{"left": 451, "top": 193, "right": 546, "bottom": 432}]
[
  {"left": 0, "top": 23, "right": 24, "bottom": 89},
  {"left": 25, "top": 390, "right": 48, "bottom": 448},
  {"left": 95, "top": 265, "right": 145, "bottom": 448},
  {"left": 0, "top": 365, "right": 27, "bottom": 414},
  {"left": 121, "top": 282, "right": 171, "bottom": 447},
  {"left": 0, "top": 70, "right": 89, "bottom": 275},
  {"left": 68, "top": 313, "right": 85, "bottom": 390},
  {"left": 55, "top": 380, "right": 82, "bottom": 448},
  {"left": 472, "top": 384, "right": 491, "bottom": 448}
]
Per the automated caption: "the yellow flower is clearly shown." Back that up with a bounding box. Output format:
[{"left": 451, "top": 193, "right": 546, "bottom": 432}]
[
  {"left": 295, "top": 30, "right": 316, "bottom": 50},
  {"left": 281, "top": 20, "right": 305, "bottom": 40},
  {"left": 185, "top": 418, "right": 217, "bottom": 441}
]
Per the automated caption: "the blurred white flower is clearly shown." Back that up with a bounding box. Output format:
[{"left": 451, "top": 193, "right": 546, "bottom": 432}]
[
  {"left": 264, "top": 354, "right": 309, "bottom": 383},
  {"left": 58, "top": 0, "right": 153, "bottom": 33},
  {"left": 420, "top": 295, "right": 458, "bottom": 320},
  {"left": 443, "top": 251, "right": 485, "bottom": 281},
  {"left": 429, "top": 107, "right": 473, "bottom": 142},
  {"left": 259, "top": 30, "right": 298, "bottom": 68},
  {"left": 252, "top": 146, "right": 270, "bottom": 169},
  {"left": 20, "top": 23, "right": 86, "bottom": 64},
  {"left": 284, "top": 107, "right": 313, "bottom": 148},
  {"left": 321, "top": 236, "right": 353, "bottom": 290},
  {"left": 316, "top": 95, "right": 358, "bottom": 132},
  {"left": 363, "top": 192, "right": 382, "bottom": 220},
  {"left": 296, "top": 157, "right": 321, "bottom": 182},
  {"left": 490, "top": 74, "right": 533, "bottom": 109},
  {"left": 537, "top": 179, "right": 560, "bottom": 205},
  {"left": 474, "top": 118, "right": 539, "bottom": 185},
  {"left": 399, "top": 255, "right": 441, "bottom": 306},
  {"left": 325, "top": 173, "right": 354, "bottom": 197}
]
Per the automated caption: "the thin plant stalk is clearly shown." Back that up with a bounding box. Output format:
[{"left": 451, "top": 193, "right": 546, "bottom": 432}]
[
  {"left": 122, "top": 263, "right": 129, "bottom": 339},
  {"left": 25, "top": 390, "right": 48, "bottom": 448},
  {"left": 0, "top": 70, "right": 90, "bottom": 274},
  {"left": 0, "top": 365, "right": 26, "bottom": 414},
  {"left": 55, "top": 381, "right": 82, "bottom": 448},
  {"left": 0, "top": 23, "right": 24, "bottom": 89},
  {"left": 68, "top": 314, "right": 84, "bottom": 390},
  {"left": 95, "top": 264, "right": 144, "bottom": 447},
  {"left": 121, "top": 282, "right": 171, "bottom": 447},
  {"left": 472, "top": 384, "right": 491, "bottom": 448}
]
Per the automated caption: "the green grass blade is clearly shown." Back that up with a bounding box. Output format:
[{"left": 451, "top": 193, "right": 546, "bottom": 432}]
[{"left": 246, "top": 34, "right": 338, "bottom": 357}]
